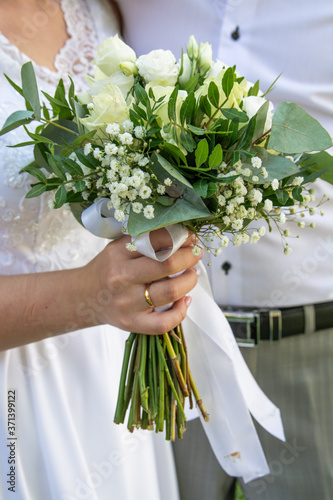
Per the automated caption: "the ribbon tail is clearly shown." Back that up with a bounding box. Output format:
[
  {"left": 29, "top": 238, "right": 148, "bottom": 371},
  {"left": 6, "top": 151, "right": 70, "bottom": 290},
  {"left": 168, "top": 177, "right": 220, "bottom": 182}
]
[{"left": 181, "top": 263, "right": 285, "bottom": 482}]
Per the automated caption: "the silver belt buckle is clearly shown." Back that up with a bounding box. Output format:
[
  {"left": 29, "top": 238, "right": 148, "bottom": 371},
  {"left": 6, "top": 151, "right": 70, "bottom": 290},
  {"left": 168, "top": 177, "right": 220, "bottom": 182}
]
[
  {"left": 223, "top": 308, "right": 283, "bottom": 345},
  {"left": 223, "top": 310, "right": 260, "bottom": 347}
]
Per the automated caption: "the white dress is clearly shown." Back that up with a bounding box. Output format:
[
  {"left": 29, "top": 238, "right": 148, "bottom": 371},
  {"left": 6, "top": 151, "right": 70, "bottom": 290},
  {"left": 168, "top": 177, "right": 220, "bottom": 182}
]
[{"left": 0, "top": 1, "right": 179, "bottom": 499}]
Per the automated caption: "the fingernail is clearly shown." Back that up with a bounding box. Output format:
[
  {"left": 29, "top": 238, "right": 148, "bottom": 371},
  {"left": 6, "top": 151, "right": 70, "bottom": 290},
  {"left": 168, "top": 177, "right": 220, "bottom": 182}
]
[{"left": 185, "top": 295, "right": 192, "bottom": 307}]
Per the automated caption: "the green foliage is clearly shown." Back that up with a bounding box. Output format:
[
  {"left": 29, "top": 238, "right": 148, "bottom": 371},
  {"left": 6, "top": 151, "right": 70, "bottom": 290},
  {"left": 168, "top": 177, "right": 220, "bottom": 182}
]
[{"left": 268, "top": 102, "right": 333, "bottom": 153}]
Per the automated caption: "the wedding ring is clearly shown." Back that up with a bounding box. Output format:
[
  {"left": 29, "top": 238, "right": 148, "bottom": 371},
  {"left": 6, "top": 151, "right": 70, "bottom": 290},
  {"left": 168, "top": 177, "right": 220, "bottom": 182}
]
[{"left": 144, "top": 283, "right": 154, "bottom": 307}]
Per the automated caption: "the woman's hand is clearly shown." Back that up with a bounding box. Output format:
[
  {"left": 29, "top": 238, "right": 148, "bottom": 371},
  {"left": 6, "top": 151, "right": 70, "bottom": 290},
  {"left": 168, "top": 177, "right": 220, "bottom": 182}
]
[
  {"left": 0, "top": 229, "right": 202, "bottom": 350},
  {"left": 82, "top": 229, "right": 202, "bottom": 334}
]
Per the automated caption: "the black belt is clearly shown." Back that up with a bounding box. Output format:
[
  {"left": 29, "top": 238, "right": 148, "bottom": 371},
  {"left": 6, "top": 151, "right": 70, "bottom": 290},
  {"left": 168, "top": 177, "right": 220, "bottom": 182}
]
[{"left": 222, "top": 301, "right": 333, "bottom": 345}]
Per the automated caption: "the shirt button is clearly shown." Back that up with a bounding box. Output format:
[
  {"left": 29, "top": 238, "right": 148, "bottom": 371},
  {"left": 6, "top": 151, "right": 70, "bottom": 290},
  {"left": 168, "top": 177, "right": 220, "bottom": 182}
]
[
  {"left": 221, "top": 261, "right": 232, "bottom": 275},
  {"left": 231, "top": 26, "right": 240, "bottom": 40}
]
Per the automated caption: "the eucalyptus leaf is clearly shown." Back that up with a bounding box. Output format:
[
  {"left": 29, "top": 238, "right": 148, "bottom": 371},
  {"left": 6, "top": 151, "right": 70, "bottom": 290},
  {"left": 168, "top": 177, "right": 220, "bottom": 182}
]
[
  {"left": 268, "top": 102, "right": 333, "bottom": 153},
  {"left": 127, "top": 197, "right": 210, "bottom": 237},
  {"left": 0, "top": 110, "right": 35, "bottom": 136},
  {"left": 298, "top": 151, "right": 333, "bottom": 185},
  {"left": 244, "top": 146, "right": 300, "bottom": 182},
  {"left": 21, "top": 62, "right": 41, "bottom": 120}
]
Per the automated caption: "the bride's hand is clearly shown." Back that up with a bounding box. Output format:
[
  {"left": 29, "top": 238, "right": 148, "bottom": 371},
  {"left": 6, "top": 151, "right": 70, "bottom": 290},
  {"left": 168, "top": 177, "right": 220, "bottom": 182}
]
[{"left": 83, "top": 229, "right": 202, "bottom": 334}]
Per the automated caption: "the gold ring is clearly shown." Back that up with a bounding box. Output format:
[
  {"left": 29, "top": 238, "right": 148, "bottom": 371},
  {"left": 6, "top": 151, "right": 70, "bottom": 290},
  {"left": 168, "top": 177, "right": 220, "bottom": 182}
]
[{"left": 144, "top": 283, "right": 154, "bottom": 307}]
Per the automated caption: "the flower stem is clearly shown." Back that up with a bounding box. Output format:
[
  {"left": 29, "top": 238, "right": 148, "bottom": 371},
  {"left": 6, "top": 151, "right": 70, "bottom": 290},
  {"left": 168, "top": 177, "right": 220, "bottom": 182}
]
[{"left": 114, "top": 332, "right": 136, "bottom": 424}]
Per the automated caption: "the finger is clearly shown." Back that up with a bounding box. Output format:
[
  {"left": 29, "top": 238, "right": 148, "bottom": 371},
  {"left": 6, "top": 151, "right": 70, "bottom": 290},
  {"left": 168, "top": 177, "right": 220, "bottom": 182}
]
[
  {"left": 134, "top": 296, "right": 192, "bottom": 335},
  {"left": 146, "top": 268, "right": 198, "bottom": 309},
  {"left": 128, "top": 245, "right": 203, "bottom": 284},
  {"left": 123, "top": 228, "right": 195, "bottom": 260}
]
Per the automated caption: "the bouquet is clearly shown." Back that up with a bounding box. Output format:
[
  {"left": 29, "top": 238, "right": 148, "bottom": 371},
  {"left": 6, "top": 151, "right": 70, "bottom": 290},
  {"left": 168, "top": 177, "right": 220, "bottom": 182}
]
[{"left": 1, "top": 35, "right": 333, "bottom": 441}]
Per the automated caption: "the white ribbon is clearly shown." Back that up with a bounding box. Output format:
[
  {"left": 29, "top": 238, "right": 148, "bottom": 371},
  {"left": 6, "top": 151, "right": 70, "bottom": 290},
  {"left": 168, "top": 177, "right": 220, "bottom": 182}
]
[{"left": 81, "top": 202, "right": 285, "bottom": 483}]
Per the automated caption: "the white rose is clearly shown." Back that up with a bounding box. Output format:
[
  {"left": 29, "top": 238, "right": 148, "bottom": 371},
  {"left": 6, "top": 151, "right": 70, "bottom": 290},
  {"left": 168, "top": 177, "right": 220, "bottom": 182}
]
[
  {"left": 80, "top": 83, "right": 129, "bottom": 138},
  {"left": 242, "top": 96, "right": 274, "bottom": 132},
  {"left": 93, "top": 35, "right": 137, "bottom": 77},
  {"left": 84, "top": 72, "right": 134, "bottom": 100},
  {"left": 198, "top": 42, "right": 213, "bottom": 75},
  {"left": 137, "top": 50, "right": 179, "bottom": 86}
]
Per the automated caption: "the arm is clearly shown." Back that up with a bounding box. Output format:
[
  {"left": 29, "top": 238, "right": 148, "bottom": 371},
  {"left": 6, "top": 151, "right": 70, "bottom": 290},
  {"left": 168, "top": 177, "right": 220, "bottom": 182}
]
[{"left": 0, "top": 230, "right": 201, "bottom": 350}]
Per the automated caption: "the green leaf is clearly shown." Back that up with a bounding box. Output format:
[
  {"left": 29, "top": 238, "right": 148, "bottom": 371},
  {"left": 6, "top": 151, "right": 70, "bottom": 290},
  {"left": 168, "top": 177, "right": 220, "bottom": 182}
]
[
  {"left": 21, "top": 62, "right": 41, "bottom": 120},
  {"left": 53, "top": 155, "right": 83, "bottom": 176},
  {"left": 25, "top": 183, "right": 47, "bottom": 198},
  {"left": 292, "top": 186, "right": 303, "bottom": 202},
  {"left": 161, "top": 143, "right": 188, "bottom": 165},
  {"left": 193, "top": 179, "right": 208, "bottom": 197},
  {"left": 167, "top": 86, "right": 179, "bottom": 122},
  {"left": 72, "top": 130, "right": 96, "bottom": 149},
  {"left": 248, "top": 80, "right": 260, "bottom": 97},
  {"left": 221, "top": 108, "right": 248, "bottom": 123},
  {"left": 157, "top": 195, "right": 175, "bottom": 206},
  {"left": 74, "top": 181, "right": 86, "bottom": 192},
  {"left": 251, "top": 100, "right": 270, "bottom": 144},
  {"left": 46, "top": 154, "right": 67, "bottom": 181},
  {"left": 180, "top": 128, "right": 196, "bottom": 152},
  {"left": 180, "top": 92, "right": 196, "bottom": 125},
  {"left": 132, "top": 103, "right": 147, "bottom": 121},
  {"left": 0, "top": 110, "right": 35, "bottom": 136},
  {"left": 268, "top": 102, "right": 333, "bottom": 153},
  {"left": 41, "top": 119, "right": 79, "bottom": 154},
  {"left": 73, "top": 100, "right": 86, "bottom": 136},
  {"left": 54, "top": 185, "right": 67, "bottom": 209},
  {"left": 181, "top": 74, "right": 200, "bottom": 93},
  {"left": 150, "top": 153, "right": 192, "bottom": 187},
  {"left": 195, "top": 138, "right": 209, "bottom": 168},
  {"left": 298, "top": 151, "right": 333, "bottom": 185},
  {"left": 208, "top": 144, "right": 223, "bottom": 169},
  {"left": 207, "top": 182, "right": 217, "bottom": 197},
  {"left": 34, "top": 143, "right": 52, "bottom": 172},
  {"left": 134, "top": 83, "right": 150, "bottom": 108},
  {"left": 243, "top": 146, "right": 300, "bottom": 182},
  {"left": 186, "top": 124, "right": 205, "bottom": 135},
  {"left": 222, "top": 67, "right": 235, "bottom": 97},
  {"left": 275, "top": 189, "right": 290, "bottom": 205},
  {"left": 199, "top": 95, "right": 212, "bottom": 117},
  {"left": 21, "top": 165, "right": 47, "bottom": 183},
  {"left": 208, "top": 81, "right": 220, "bottom": 108},
  {"left": 4, "top": 74, "right": 24, "bottom": 98},
  {"left": 127, "top": 152, "right": 211, "bottom": 236},
  {"left": 75, "top": 150, "right": 100, "bottom": 169}
]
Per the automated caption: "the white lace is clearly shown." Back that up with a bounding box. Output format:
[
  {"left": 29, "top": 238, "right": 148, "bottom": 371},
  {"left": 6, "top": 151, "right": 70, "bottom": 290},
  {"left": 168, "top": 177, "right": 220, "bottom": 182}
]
[{"left": 0, "top": 0, "right": 119, "bottom": 275}]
